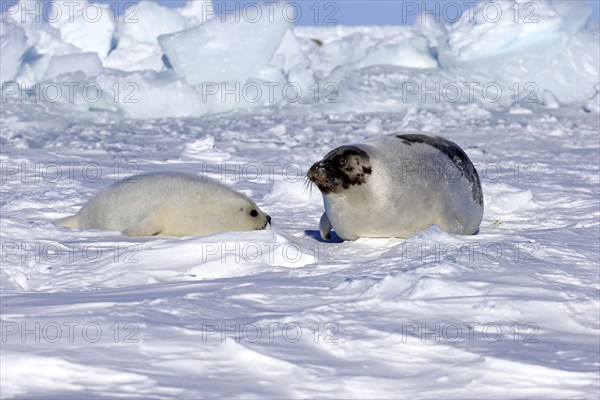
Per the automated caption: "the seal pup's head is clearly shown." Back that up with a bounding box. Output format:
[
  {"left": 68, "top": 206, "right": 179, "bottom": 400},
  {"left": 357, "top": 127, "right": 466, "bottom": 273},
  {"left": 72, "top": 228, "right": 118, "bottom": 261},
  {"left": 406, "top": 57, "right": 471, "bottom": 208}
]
[
  {"left": 225, "top": 196, "right": 272, "bottom": 231},
  {"left": 307, "top": 145, "right": 372, "bottom": 194}
]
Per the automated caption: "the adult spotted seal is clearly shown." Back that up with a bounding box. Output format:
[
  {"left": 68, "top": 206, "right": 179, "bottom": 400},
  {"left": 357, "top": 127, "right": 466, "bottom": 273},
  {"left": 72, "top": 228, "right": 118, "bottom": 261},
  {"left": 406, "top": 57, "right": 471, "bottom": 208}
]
[{"left": 307, "top": 133, "right": 483, "bottom": 240}]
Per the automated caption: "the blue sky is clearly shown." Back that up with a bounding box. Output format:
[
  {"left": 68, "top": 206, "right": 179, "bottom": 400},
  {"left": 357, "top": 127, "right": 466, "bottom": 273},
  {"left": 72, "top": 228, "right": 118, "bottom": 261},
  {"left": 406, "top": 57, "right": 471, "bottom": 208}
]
[
  {"left": 2, "top": 0, "right": 599, "bottom": 25},
  {"left": 165, "top": 0, "right": 600, "bottom": 26}
]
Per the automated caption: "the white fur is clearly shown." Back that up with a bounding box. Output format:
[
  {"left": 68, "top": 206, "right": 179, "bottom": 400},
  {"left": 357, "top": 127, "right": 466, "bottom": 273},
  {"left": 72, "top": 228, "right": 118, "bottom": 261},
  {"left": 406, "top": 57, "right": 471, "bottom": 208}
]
[
  {"left": 318, "top": 134, "right": 483, "bottom": 240},
  {"left": 55, "top": 172, "right": 270, "bottom": 237}
]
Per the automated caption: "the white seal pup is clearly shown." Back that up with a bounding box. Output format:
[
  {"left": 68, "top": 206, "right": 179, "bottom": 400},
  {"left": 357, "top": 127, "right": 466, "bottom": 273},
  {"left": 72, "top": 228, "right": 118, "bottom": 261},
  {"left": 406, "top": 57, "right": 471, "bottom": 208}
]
[
  {"left": 55, "top": 172, "right": 271, "bottom": 237},
  {"left": 307, "top": 133, "right": 483, "bottom": 241}
]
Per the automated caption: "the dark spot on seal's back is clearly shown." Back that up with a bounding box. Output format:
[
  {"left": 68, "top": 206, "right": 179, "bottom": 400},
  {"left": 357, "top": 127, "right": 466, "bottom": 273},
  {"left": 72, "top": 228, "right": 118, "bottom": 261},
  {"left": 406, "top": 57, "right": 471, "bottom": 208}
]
[{"left": 396, "top": 134, "right": 483, "bottom": 206}]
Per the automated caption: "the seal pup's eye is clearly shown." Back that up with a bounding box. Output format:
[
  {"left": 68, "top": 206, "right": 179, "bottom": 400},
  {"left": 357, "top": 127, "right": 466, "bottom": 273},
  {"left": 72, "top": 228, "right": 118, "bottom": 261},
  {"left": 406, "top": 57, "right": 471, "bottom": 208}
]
[
  {"left": 250, "top": 210, "right": 259, "bottom": 217},
  {"left": 337, "top": 158, "right": 347, "bottom": 167}
]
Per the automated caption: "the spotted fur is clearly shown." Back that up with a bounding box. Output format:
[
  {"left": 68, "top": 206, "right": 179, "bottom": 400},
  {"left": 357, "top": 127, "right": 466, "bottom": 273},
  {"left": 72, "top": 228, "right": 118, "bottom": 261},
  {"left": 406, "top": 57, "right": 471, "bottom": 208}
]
[
  {"left": 307, "top": 146, "right": 372, "bottom": 194},
  {"left": 396, "top": 134, "right": 483, "bottom": 206}
]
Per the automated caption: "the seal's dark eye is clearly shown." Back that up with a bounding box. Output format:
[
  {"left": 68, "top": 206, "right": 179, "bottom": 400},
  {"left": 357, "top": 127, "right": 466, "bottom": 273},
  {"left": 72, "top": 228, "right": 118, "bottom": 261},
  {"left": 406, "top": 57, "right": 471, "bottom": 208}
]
[
  {"left": 337, "top": 158, "right": 346, "bottom": 166},
  {"left": 250, "top": 210, "right": 258, "bottom": 217}
]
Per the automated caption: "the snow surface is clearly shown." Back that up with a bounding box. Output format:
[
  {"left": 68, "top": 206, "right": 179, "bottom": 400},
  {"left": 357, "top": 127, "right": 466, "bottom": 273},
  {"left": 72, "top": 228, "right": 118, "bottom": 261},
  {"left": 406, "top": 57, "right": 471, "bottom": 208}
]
[{"left": 1, "top": 0, "right": 599, "bottom": 398}]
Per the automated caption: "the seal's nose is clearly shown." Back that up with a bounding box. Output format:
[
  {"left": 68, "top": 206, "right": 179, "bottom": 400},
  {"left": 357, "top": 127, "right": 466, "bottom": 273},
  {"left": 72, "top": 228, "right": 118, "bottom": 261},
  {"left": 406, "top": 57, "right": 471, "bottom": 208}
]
[
  {"left": 266, "top": 215, "right": 272, "bottom": 224},
  {"left": 307, "top": 162, "right": 324, "bottom": 182}
]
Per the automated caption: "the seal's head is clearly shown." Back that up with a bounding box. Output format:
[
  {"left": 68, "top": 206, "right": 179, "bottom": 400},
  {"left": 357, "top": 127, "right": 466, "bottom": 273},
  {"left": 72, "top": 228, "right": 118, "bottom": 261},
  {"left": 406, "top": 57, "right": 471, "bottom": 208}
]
[
  {"left": 222, "top": 195, "right": 272, "bottom": 231},
  {"left": 307, "top": 145, "right": 372, "bottom": 194}
]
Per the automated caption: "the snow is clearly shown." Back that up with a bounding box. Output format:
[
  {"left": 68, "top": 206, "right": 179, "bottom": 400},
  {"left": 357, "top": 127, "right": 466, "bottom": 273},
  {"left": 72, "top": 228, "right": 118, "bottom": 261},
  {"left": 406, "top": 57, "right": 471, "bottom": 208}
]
[
  {"left": 2, "top": 0, "right": 598, "bottom": 115},
  {"left": 1, "top": 0, "right": 599, "bottom": 398},
  {"left": 158, "top": 2, "right": 290, "bottom": 86},
  {"left": 47, "top": 0, "right": 115, "bottom": 60},
  {"left": 103, "top": 2, "right": 186, "bottom": 73},
  {"left": 42, "top": 52, "right": 103, "bottom": 80},
  {"left": 117, "top": 1, "right": 188, "bottom": 46},
  {"left": 436, "top": 0, "right": 599, "bottom": 105},
  {"left": 357, "top": 31, "right": 438, "bottom": 69},
  {"left": 92, "top": 70, "right": 211, "bottom": 119},
  {"left": 178, "top": 0, "right": 215, "bottom": 26},
  {"left": 0, "top": 21, "right": 30, "bottom": 84}
]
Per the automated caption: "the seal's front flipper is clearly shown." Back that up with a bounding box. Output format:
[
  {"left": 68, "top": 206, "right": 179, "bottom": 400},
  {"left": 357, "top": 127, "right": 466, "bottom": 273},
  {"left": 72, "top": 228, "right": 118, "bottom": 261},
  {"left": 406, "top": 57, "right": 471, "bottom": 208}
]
[
  {"left": 123, "top": 215, "right": 163, "bottom": 237},
  {"left": 319, "top": 213, "right": 333, "bottom": 241},
  {"left": 54, "top": 215, "right": 79, "bottom": 228}
]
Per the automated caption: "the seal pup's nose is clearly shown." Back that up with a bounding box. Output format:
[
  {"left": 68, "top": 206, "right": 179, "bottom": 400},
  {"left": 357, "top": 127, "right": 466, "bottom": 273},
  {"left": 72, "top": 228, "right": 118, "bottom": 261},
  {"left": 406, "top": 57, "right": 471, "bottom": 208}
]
[{"left": 266, "top": 215, "right": 272, "bottom": 224}]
